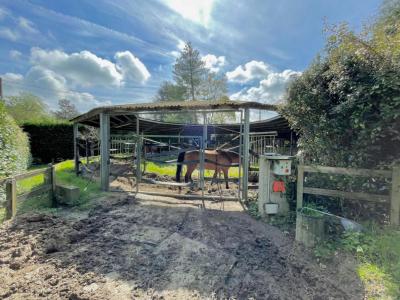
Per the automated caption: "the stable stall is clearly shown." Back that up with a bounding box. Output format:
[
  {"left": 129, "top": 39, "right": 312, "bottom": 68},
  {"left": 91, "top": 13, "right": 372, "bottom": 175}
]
[{"left": 71, "top": 99, "right": 294, "bottom": 205}]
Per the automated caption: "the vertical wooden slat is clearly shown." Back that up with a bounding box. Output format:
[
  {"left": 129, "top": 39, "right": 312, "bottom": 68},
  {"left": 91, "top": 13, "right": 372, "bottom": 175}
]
[
  {"left": 6, "top": 178, "right": 17, "bottom": 219},
  {"left": 297, "top": 163, "right": 304, "bottom": 210},
  {"left": 390, "top": 165, "right": 400, "bottom": 226}
]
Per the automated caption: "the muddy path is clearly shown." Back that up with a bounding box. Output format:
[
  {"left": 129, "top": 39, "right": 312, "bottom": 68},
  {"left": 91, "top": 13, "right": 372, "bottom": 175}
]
[{"left": 0, "top": 193, "right": 363, "bottom": 299}]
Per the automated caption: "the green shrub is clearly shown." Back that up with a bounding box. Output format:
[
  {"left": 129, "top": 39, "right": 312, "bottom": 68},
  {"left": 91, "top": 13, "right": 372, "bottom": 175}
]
[
  {"left": 281, "top": 3, "right": 400, "bottom": 169},
  {"left": 0, "top": 102, "right": 30, "bottom": 177}
]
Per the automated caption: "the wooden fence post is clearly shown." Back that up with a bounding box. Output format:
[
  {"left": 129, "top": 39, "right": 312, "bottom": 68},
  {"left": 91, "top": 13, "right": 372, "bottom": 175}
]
[
  {"left": 297, "top": 163, "right": 304, "bottom": 210},
  {"left": 390, "top": 165, "right": 400, "bottom": 226},
  {"left": 49, "top": 164, "right": 57, "bottom": 207},
  {"left": 6, "top": 178, "right": 17, "bottom": 219}
]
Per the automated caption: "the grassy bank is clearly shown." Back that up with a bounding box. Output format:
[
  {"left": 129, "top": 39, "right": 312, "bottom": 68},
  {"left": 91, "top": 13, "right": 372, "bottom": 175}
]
[
  {"left": 246, "top": 200, "right": 400, "bottom": 299},
  {"left": 314, "top": 227, "right": 400, "bottom": 299},
  {"left": 0, "top": 160, "right": 103, "bottom": 222}
]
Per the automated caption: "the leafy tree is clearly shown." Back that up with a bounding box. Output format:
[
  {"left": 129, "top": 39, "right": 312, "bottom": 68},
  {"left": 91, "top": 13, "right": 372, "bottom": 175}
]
[
  {"left": 173, "top": 41, "right": 206, "bottom": 101},
  {"left": 155, "top": 81, "right": 186, "bottom": 102},
  {"left": 208, "top": 96, "right": 236, "bottom": 124},
  {"left": 280, "top": 2, "right": 400, "bottom": 168},
  {"left": 200, "top": 73, "right": 227, "bottom": 101},
  {"left": 5, "top": 93, "right": 53, "bottom": 124},
  {"left": 54, "top": 99, "right": 79, "bottom": 120}
]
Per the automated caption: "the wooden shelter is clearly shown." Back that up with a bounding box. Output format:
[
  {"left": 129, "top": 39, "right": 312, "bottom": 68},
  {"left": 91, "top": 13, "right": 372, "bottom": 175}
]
[{"left": 71, "top": 99, "right": 292, "bottom": 203}]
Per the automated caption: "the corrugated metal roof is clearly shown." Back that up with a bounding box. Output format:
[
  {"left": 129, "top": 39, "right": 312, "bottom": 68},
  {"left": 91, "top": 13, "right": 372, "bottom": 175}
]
[
  {"left": 71, "top": 99, "right": 278, "bottom": 123},
  {"left": 71, "top": 99, "right": 292, "bottom": 137}
]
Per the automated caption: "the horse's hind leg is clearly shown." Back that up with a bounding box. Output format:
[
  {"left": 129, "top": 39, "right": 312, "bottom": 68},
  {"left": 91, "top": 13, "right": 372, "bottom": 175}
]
[
  {"left": 185, "top": 165, "right": 195, "bottom": 183},
  {"left": 223, "top": 168, "right": 229, "bottom": 189},
  {"left": 211, "top": 168, "right": 218, "bottom": 185}
]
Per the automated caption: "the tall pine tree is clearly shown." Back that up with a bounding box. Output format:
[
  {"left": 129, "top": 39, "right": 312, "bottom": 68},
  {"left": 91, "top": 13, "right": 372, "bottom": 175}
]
[{"left": 173, "top": 42, "right": 206, "bottom": 101}]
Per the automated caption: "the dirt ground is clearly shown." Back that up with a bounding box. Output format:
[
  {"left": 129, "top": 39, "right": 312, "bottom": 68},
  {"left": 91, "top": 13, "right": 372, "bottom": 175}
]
[
  {"left": 105, "top": 160, "right": 257, "bottom": 200},
  {"left": 0, "top": 190, "right": 364, "bottom": 300}
]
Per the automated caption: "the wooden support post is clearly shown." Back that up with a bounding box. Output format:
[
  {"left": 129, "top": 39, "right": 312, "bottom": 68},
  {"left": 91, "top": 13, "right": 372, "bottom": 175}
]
[
  {"left": 390, "top": 165, "right": 400, "bottom": 226},
  {"left": 297, "top": 163, "right": 304, "bottom": 210},
  {"left": 242, "top": 108, "right": 250, "bottom": 202},
  {"left": 73, "top": 123, "right": 79, "bottom": 175},
  {"left": 100, "top": 113, "right": 110, "bottom": 191},
  {"left": 6, "top": 178, "right": 17, "bottom": 219},
  {"left": 49, "top": 164, "right": 56, "bottom": 207}
]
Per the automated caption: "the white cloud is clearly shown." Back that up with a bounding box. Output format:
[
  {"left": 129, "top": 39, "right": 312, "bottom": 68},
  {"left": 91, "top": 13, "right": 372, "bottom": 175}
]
[
  {"left": 30, "top": 48, "right": 150, "bottom": 87},
  {"left": 226, "top": 60, "right": 272, "bottom": 83},
  {"left": 169, "top": 39, "right": 186, "bottom": 58},
  {"left": 0, "top": 7, "right": 8, "bottom": 20},
  {"left": 115, "top": 51, "right": 151, "bottom": 84},
  {"left": 202, "top": 54, "right": 226, "bottom": 73},
  {"left": 9, "top": 50, "right": 22, "bottom": 60},
  {"left": 230, "top": 69, "right": 301, "bottom": 104},
  {"left": 0, "top": 47, "right": 151, "bottom": 111},
  {"left": 177, "top": 39, "right": 186, "bottom": 50},
  {"left": 1, "top": 68, "right": 110, "bottom": 110},
  {"left": 18, "top": 17, "right": 38, "bottom": 34},
  {"left": 163, "top": 0, "right": 215, "bottom": 27},
  {"left": 31, "top": 48, "right": 123, "bottom": 87},
  {"left": 0, "top": 27, "right": 19, "bottom": 41}
]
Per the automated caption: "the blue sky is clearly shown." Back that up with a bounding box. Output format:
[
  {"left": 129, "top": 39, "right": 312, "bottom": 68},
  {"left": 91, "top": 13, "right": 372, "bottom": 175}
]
[{"left": 0, "top": 0, "right": 381, "bottom": 112}]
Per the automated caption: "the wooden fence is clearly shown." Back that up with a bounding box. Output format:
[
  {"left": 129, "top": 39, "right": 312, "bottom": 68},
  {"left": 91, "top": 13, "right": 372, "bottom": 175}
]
[
  {"left": 297, "top": 164, "right": 400, "bottom": 225},
  {"left": 0, "top": 165, "right": 56, "bottom": 220}
]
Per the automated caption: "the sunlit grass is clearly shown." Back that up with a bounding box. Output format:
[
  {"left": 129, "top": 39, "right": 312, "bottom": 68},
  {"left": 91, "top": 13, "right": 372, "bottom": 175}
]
[
  {"left": 358, "top": 263, "right": 397, "bottom": 299},
  {"left": 143, "top": 161, "right": 241, "bottom": 178},
  {"left": 0, "top": 159, "right": 104, "bottom": 223}
]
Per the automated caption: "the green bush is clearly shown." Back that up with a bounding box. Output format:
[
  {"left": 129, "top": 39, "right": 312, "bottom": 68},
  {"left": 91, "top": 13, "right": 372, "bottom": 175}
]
[
  {"left": 0, "top": 102, "right": 30, "bottom": 177},
  {"left": 281, "top": 4, "right": 400, "bottom": 168}
]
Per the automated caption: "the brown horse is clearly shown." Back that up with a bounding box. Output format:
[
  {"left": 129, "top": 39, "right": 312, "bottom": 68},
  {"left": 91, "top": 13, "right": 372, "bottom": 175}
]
[{"left": 175, "top": 150, "right": 239, "bottom": 189}]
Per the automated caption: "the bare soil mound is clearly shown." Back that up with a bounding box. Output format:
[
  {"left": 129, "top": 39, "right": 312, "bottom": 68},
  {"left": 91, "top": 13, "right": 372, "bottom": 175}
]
[{"left": 0, "top": 194, "right": 363, "bottom": 299}]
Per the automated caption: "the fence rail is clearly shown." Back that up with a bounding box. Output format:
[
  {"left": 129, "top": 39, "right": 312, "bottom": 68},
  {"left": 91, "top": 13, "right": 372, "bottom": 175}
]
[
  {"left": 1, "top": 164, "right": 56, "bottom": 220},
  {"left": 297, "top": 163, "right": 400, "bottom": 225}
]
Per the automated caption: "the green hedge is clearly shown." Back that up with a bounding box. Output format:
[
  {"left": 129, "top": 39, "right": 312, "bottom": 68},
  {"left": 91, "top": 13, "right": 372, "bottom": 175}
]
[
  {"left": 22, "top": 123, "right": 74, "bottom": 164},
  {"left": 0, "top": 102, "right": 30, "bottom": 177}
]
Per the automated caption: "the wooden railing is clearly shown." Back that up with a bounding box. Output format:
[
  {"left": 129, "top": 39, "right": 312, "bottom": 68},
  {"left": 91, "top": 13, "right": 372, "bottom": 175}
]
[
  {"left": 297, "top": 164, "right": 400, "bottom": 225},
  {"left": 0, "top": 164, "right": 56, "bottom": 220}
]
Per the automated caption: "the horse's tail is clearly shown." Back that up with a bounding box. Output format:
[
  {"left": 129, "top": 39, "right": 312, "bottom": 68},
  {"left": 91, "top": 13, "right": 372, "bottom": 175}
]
[{"left": 176, "top": 151, "right": 186, "bottom": 182}]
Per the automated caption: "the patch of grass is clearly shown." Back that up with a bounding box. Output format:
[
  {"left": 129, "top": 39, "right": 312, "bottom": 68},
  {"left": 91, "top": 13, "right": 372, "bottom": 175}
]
[
  {"left": 0, "top": 207, "right": 5, "bottom": 223},
  {"left": 0, "top": 160, "right": 104, "bottom": 223},
  {"left": 143, "top": 161, "right": 240, "bottom": 178},
  {"left": 17, "top": 173, "right": 45, "bottom": 195},
  {"left": 246, "top": 201, "right": 261, "bottom": 220},
  {"left": 358, "top": 263, "right": 397, "bottom": 300},
  {"left": 54, "top": 160, "right": 103, "bottom": 210},
  {"left": 313, "top": 227, "right": 400, "bottom": 299}
]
